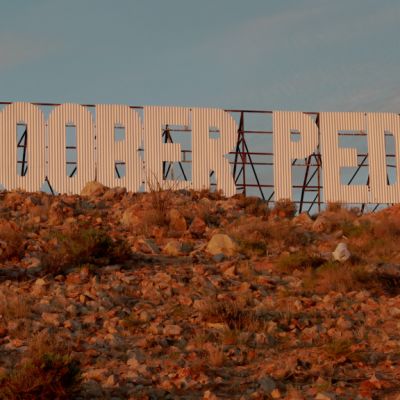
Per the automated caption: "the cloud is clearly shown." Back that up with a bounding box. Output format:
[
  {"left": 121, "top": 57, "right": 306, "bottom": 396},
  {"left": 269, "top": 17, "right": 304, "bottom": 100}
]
[{"left": 0, "top": 34, "right": 55, "bottom": 71}]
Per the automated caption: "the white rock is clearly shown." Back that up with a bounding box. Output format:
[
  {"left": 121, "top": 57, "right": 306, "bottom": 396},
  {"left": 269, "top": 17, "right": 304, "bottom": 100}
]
[{"left": 332, "top": 242, "right": 351, "bottom": 262}]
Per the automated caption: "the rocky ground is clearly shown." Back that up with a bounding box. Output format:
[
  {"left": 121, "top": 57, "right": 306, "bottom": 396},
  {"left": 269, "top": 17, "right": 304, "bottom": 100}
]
[{"left": 1, "top": 183, "right": 400, "bottom": 399}]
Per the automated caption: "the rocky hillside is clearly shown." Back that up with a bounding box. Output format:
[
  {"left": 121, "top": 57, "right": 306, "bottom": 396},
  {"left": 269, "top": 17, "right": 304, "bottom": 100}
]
[{"left": 0, "top": 183, "right": 400, "bottom": 399}]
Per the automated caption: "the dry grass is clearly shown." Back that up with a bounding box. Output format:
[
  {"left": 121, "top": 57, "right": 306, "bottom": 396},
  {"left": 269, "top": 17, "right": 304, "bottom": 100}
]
[
  {"left": 273, "top": 199, "right": 297, "bottom": 218},
  {"left": 0, "top": 220, "right": 24, "bottom": 261},
  {"left": 277, "top": 251, "right": 325, "bottom": 273},
  {"left": 226, "top": 216, "right": 269, "bottom": 257},
  {"left": 207, "top": 344, "right": 226, "bottom": 367},
  {"left": 235, "top": 195, "right": 269, "bottom": 218},
  {"left": 40, "top": 224, "right": 131, "bottom": 274},
  {"left": 0, "top": 288, "right": 32, "bottom": 321},
  {"left": 303, "top": 261, "right": 371, "bottom": 293},
  {"left": 0, "top": 331, "right": 81, "bottom": 400}
]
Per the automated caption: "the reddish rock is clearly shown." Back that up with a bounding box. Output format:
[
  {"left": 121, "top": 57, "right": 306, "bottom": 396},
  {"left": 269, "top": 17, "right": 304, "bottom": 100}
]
[{"left": 189, "top": 216, "right": 207, "bottom": 237}]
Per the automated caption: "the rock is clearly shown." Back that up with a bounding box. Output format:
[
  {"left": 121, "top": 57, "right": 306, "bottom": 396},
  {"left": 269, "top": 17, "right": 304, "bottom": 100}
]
[
  {"left": 293, "top": 212, "right": 313, "bottom": 227},
  {"left": 206, "top": 234, "right": 237, "bottom": 256},
  {"left": 48, "top": 201, "right": 66, "bottom": 225},
  {"left": 141, "top": 239, "right": 160, "bottom": 254},
  {"left": 312, "top": 215, "right": 332, "bottom": 233},
  {"left": 169, "top": 209, "right": 187, "bottom": 233},
  {"left": 223, "top": 265, "right": 236, "bottom": 278},
  {"left": 104, "top": 374, "right": 116, "bottom": 387},
  {"left": 0, "top": 327, "right": 7, "bottom": 338},
  {"left": 23, "top": 257, "right": 41, "bottom": 270},
  {"left": 121, "top": 206, "right": 141, "bottom": 228},
  {"left": 163, "top": 240, "right": 181, "bottom": 256},
  {"left": 212, "top": 253, "right": 225, "bottom": 263},
  {"left": 127, "top": 357, "right": 140, "bottom": 369},
  {"left": 336, "top": 316, "right": 352, "bottom": 329},
  {"left": 189, "top": 216, "right": 207, "bottom": 237},
  {"left": 203, "top": 390, "right": 218, "bottom": 400},
  {"left": 258, "top": 376, "right": 276, "bottom": 394},
  {"left": 146, "top": 238, "right": 160, "bottom": 253},
  {"left": 80, "top": 181, "right": 107, "bottom": 197},
  {"left": 332, "top": 242, "right": 351, "bottom": 262},
  {"left": 163, "top": 324, "right": 182, "bottom": 336},
  {"left": 181, "top": 241, "right": 194, "bottom": 254},
  {"left": 34, "top": 278, "right": 47, "bottom": 287},
  {"left": 41, "top": 312, "right": 62, "bottom": 327},
  {"left": 389, "top": 307, "right": 400, "bottom": 318},
  {"left": 83, "top": 368, "right": 108, "bottom": 382},
  {"left": 316, "top": 392, "right": 336, "bottom": 400},
  {"left": 31, "top": 277, "right": 48, "bottom": 295}
]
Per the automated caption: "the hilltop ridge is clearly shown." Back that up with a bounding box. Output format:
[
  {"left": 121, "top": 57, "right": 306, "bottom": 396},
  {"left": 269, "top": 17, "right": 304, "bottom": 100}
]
[{"left": 0, "top": 183, "right": 400, "bottom": 399}]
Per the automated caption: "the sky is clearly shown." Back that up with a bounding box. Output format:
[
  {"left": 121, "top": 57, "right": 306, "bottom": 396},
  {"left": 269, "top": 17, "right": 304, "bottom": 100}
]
[{"left": 0, "top": 0, "right": 400, "bottom": 112}]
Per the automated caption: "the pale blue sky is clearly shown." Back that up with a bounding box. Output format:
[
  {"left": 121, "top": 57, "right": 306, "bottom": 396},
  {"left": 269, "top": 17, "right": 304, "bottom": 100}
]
[{"left": 1, "top": 0, "right": 400, "bottom": 112}]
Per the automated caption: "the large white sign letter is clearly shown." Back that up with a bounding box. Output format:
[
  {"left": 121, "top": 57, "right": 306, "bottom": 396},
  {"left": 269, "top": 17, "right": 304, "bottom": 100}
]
[{"left": 273, "top": 111, "right": 318, "bottom": 200}]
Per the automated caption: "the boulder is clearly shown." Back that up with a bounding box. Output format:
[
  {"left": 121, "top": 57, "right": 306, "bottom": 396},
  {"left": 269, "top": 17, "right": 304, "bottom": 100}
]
[
  {"left": 332, "top": 242, "right": 351, "bottom": 262},
  {"left": 163, "top": 240, "right": 181, "bottom": 256},
  {"left": 121, "top": 206, "right": 141, "bottom": 228},
  {"left": 206, "top": 234, "right": 237, "bottom": 257},
  {"left": 189, "top": 216, "right": 207, "bottom": 237},
  {"left": 80, "top": 181, "right": 107, "bottom": 197},
  {"left": 163, "top": 324, "right": 182, "bottom": 336},
  {"left": 293, "top": 212, "right": 313, "bottom": 228},
  {"left": 312, "top": 215, "right": 332, "bottom": 233},
  {"left": 169, "top": 209, "right": 187, "bottom": 233}
]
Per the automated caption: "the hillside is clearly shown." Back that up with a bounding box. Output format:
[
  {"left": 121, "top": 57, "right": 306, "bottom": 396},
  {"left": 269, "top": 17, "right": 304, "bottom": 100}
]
[{"left": 0, "top": 183, "right": 400, "bottom": 399}]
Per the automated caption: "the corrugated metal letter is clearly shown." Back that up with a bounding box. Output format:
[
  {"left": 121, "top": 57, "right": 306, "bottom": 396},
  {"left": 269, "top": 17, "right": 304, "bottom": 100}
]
[
  {"left": 96, "top": 104, "right": 143, "bottom": 192},
  {"left": 367, "top": 112, "right": 400, "bottom": 203},
  {"left": 273, "top": 111, "right": 318, "bottom": 200},
  {"left": 0, "top": 102, "right": 45, "bottom": 191},
  {"left": 47, "top": 103, "right": 95, "bottom": 194},
  {"left": 192, "top": 108, "right": 237, "bottom": 197},
  {"left": 320, "top": 112, "right": 368, "bottom": 203},
  {"left": 143, "top": 106, "right": 190, "bottom": 191}
]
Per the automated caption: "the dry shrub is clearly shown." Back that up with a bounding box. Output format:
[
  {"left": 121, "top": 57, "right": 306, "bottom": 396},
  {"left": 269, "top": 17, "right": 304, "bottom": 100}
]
[
  {"left": 273, "top": 199, "right": 297, "bottom": 218},
  {"left": 0, "top": 288, "right": 31, "bottom": 321},
  {"left": 277, "top": 251, "right": 325, "bottom": 273},
  {"left": 304, "top": 261, "right": 371, "bottom": 293},
  {"left": 190, "top": 189, "right": 225, "bottom": 201},
  {"left": 41, "top": 224, "right": 131, "bottom": 274},
  {"left": 201, "top": 299, "right": 268, "bottom": 335},
  {"left": 0, "top": 220, "right": 24, "bottom": 261},
  {"left": 227, "top": 215, "right": 314, "bottom": 257},
  {"left": 266, "top": 219, "right": 314, "bottom": 249},
  {"left": 145, "top": 175, "right": 182, "bottom": 228},
  {"left": 348, "top": 212, "right": 400, "bottom": 263},
  {"left": 326, "top": 202, "right": 342, "bottom": 212},
  {"left": 227, "top": 216, "right": 269, "bottom": 257},
  {"left": 317, "top": 207, "right": 358, "bottom": 234},
  {"left": 325, "top": 338, "right": 354, "bottom": 358},
  {"left": 235, "top": 195, "right": 269, "bottom": 217},
  {"left": 200, "top": 298, "right": 251, "bottom": 330},
  {"left": 0, "top": 331, "right": 81, "bottom": 400},
  {"left": 207, "top": 344, "right": 226, "bottom": 367}
]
